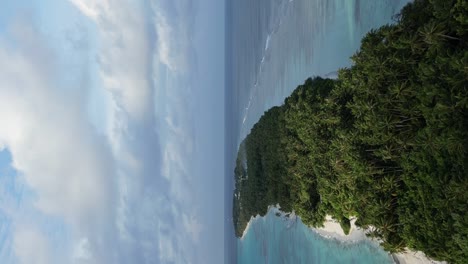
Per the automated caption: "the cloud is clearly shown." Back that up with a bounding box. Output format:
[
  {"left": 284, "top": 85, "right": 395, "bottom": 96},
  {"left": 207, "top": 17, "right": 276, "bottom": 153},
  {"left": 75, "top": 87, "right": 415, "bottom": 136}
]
[
  {"left": 69, "top": 0, "right": 201, "bottom": 263},
  {"left": 70, "top": 0, "right": 153, "bottom": 120},
  {"left": 0, "top": 0, "right": 202, "bottom": 263},
  {"left": 13, "top": 227, "right": 52, "bottom": 264},
  {"left": 72, "top": 237, "right": 92, "bottom": 262},
  {"left": 0, "top": 16, "right": 118, "bottom": 264},
  {"left": 69, "top": 0, "right": 110, "bottom": 20},
  {"left": 183, "top": 214, "right": 202, "bottom": 243},
  {"left": 0, "top": 26, "right": 114, "bottom": 229},
  {"left": 150, "top": 0, "right": 197, "bottom": 73}
]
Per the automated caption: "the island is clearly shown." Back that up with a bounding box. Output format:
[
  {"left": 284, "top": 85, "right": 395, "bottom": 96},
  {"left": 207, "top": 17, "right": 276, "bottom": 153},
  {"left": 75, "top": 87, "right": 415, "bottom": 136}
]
[{"left": 232, "top": 0, "right": 467, "bottom": 263}]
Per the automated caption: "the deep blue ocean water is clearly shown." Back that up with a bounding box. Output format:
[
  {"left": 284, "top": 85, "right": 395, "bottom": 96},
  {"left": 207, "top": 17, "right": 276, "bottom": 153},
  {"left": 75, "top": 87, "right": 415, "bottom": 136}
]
[{"left": 225, "top": 1, "right": 412, "bottom": 263}]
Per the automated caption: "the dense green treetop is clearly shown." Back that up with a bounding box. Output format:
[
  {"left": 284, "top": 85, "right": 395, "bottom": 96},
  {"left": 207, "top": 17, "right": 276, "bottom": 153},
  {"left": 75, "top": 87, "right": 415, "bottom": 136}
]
[{"left": 232, "top": 0, "right": 467, "bottom": 263}]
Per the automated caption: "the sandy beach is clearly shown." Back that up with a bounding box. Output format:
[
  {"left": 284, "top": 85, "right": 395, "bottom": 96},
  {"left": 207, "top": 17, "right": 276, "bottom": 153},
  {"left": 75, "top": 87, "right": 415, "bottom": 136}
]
[
  {"left": 240, "top": 208, "right": 447, "bottom": 264},
  {"left": 311, "top": 215, "right": 447, "bottom": 264},
  {"left": 391, "top": 248, "right": 448, "bottom": 264},
  {"left": 312, "top": 215, "right": 367, "bottom": 242}
]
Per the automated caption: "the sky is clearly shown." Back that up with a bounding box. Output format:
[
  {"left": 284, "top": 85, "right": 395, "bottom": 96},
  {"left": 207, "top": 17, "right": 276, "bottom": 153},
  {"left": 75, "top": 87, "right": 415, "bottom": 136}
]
[{"left": 0, "top": 0, "right": 224, "bottom": 263}]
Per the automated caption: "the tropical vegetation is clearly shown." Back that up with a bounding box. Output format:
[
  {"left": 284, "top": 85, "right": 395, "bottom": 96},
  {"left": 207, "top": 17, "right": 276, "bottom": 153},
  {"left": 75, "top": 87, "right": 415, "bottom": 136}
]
[{"left": 232, "top": 0, "right": 467, "bottom": 263}]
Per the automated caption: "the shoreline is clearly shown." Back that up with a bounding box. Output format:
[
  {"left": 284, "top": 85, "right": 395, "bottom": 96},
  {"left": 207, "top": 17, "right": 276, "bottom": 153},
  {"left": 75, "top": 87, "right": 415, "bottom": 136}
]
[
  {"left": 311, "top": 215, "right": 447, "bottom": 264},
  {"left": 312, "top": 215, "right": 367, "bottom": 242},
  {"left": 239, "top": 207, "right": 446, "bottom": 264},
  {"left": 240, "top": 205, "right": 296, "bottom": 240},
  {"left": 240, "top": 215, "right": 257, "bottom": 240}
]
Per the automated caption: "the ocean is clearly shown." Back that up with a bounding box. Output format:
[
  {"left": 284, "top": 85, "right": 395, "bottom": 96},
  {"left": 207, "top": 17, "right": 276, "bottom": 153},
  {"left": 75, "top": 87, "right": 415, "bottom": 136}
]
[
  {"left": 237, "top": 208, "right": 394, "bottom": 264},
  {"left": 225, "top": 0, "right": 412, "bottom": 263}
]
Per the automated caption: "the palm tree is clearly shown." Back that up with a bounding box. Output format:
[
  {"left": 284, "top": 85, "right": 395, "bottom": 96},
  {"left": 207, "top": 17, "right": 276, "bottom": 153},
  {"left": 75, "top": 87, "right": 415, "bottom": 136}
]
[
  {"left": 375, "top": 215, "right": 398, "bottom": 237},
  {"left": 418, "top": 21, "right": 459, "bottom": 45}
]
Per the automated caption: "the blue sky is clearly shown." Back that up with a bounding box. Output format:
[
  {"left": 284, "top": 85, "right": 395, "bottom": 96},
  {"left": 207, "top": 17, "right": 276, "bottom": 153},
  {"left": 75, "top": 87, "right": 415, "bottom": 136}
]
[{"left": 0, "top": 0, "right": 224, "bottom": 263}]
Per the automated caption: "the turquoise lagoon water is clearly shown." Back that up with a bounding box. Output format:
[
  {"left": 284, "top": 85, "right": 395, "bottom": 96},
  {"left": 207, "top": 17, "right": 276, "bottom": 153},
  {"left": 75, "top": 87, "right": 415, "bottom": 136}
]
[
  {"left": 225, "top": 0, "right": 412, "bottom": 263},
  {"left": 238, "top": 209, "right": 394, "bottom": 264}
]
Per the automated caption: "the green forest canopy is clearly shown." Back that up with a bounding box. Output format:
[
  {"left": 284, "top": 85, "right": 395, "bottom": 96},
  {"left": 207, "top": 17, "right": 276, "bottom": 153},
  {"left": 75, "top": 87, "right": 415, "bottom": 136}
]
[{"left": 232, "top": 0, "right": 467, "bottom": 263}]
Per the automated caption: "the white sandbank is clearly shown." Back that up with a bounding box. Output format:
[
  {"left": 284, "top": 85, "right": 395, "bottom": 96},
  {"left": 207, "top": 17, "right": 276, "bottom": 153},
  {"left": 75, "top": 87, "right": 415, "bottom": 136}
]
[{"left": 311, "top": 215, "right": 447, "bottom": 264}]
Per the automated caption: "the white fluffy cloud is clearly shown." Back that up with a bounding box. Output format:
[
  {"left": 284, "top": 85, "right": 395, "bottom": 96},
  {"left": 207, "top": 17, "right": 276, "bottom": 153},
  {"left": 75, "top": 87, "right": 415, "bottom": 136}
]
[
  {"left": 13, "top": 227, "right": 52, "bottom": 264},
  {"left": 69, "top": 0, "right": 201, "bottom": 263},
  {"left": 0, "top": 31, "right": 114, "bottom": 229},
  {"left": 0, "top": 18, "right": 119, "bottom": 262},
  {"left": 0, "top": 0, "right": 201, "bottom": 263},
  {"left": 151, "top": 0, "right": 196, "bottom": 74},
  {"left": 70, "top": 0, "right": 153, "bottom": 120}
]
